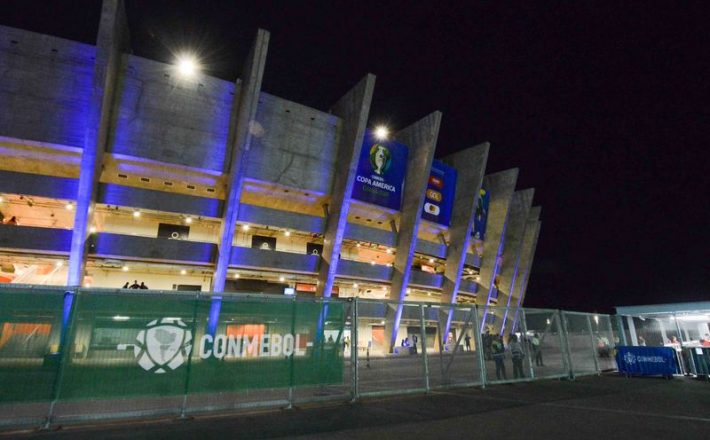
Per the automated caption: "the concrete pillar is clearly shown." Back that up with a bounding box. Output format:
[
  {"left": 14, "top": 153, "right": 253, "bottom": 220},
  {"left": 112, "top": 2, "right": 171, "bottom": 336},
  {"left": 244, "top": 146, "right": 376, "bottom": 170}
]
[
  {"left": 438, "top": 144, "right": 489, "bottom": 338},
  {"left": 508, "top": 207, "right": 542, "bottom": 333},
  {"left": 67, "top": 0, "right": 130, "bottom": 286},
  {"left": 475, "top": 168, "right": 518, "bottom": 311},
  {"left": 491, "top": 189, "right": 534, "bottom": 335},
  {"left": 386, "top": 112, "right": 442, "bottom": 351},
  {"left": 316, "top": 74, "right": 376, "bottom": 297},
  {"left": 212, "top": 29, "right": 270, "bottom": 293},
  {"left": 440, "top": 143, "right": 490, "bottom": 305}
]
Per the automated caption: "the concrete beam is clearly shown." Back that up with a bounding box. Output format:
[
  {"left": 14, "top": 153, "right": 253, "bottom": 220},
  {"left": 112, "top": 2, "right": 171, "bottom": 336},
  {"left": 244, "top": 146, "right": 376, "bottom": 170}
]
[
  {"left": 493, "top": 188, "right": 534, "bottom": 334},
  {"left": 387, "top": 111, "right": 442, "bottom": 351},
  {"left": 475, "top": 168, "right": 519, "bottom": 307},
  {"left": 316, "top": 74, "right": 376, "bottom": 297},
  {"left": 510, "top": 215, "right": 542, "bottom": 333},
  {"left": 440, "top": 143, "right": 489, "bottom": 306},
  {"left": 67, "top": 0, "right": 129, "bottom": 285},
  {"left": 212, "top": 29, "right": 270, "bottom": 293}
]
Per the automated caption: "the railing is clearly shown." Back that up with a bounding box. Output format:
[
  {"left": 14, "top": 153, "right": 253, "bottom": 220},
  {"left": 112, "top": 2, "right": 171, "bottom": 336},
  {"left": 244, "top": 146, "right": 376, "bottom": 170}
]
[{"left": 0, "top": 285, "right": 617, "bottom": 429}]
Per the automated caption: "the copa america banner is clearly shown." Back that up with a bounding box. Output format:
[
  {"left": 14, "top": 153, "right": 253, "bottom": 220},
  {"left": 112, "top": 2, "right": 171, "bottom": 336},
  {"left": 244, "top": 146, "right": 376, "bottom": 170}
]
[
  {"left": 351, "top": 131, "right": 408, "bottom": 210},
  {"left": 616, "top": 346, "right": 679, "bottom": 377},
  {"left": 421, "top": 159, "right": 457, "bottom": 226},
  {"left": 472, "top": 186, "right": 490, "bottom": 240}
]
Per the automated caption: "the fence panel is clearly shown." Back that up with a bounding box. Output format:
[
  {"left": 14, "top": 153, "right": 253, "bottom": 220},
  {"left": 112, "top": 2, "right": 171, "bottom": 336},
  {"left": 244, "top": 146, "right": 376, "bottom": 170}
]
[
  {"left": 523, "top": 309, "right": 568, "bottom": 379},
  {"left": 0, "top": 285, "right": 68, "bottom": 427},
  {"left": 426, "top": 305, "right": 483, "bottom": 389},
  {"left": 50, "top": 289, "right": 197, "bottom": 423},
  {"left": 594, "top": 314, "right": 617, "bottom": 371},
  {"left": 562, "top": 312, "right": 598, "bottom": 377},
  {"left": 356, "top": 300, "right": 427, "bottom": 396}
]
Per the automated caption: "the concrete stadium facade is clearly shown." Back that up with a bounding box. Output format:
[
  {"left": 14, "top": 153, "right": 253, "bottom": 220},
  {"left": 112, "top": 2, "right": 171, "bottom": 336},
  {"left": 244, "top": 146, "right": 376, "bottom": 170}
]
[{"left": 0, "top": 1, "right": 541, "bottom": 339}]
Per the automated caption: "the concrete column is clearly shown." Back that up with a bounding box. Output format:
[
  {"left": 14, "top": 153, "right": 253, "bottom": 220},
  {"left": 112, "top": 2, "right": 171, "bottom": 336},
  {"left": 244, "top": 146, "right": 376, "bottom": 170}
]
[
  {"left": 212, "top": 29, "right": 270, "bottom": 293},
  {"left": 491, "top": 189, "right": 534, "bottom": 335},
  {"left": 440, "top": 143, "right": 490, "bottom": 305},
  {"left": 438, "top": 144, "right": 489, "bottom": 338},
  {"left": 386, "top": 112, "right": 442, "bottom": 351},
  {"left": 475, "top": 169, "right": 518, "bottom": 310},
  {"left": 67, "top": 0, "right": 129, "bottom": 286},
  {"left": 508, "top": 207, "right": 542, "bottom": 333},
  {"left": 316, "top": 74, "right": 376, "bottom": 297}
]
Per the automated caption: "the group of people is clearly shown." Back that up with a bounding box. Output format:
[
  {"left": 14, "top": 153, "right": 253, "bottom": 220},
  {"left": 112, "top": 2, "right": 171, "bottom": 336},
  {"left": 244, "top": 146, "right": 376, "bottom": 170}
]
[
  {"left": 122, "top": 280, "right": 149, "bottom": 289},
  {"left": 483, "top": 331, "right": 544, "bottom": 380},
  {"left": 400, "top": 335, "right": 419, "bottom": 354}
]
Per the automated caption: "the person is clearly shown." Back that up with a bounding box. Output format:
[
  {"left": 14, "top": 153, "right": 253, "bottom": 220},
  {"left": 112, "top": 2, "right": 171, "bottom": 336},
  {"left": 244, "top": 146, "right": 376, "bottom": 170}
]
[
  {"left": 122, "top": 282, "right": 129, "bottom": 289},
  {"left": 483, "top": 330, "right": 492, "bottom": 360},
  {"left": 509, "top": 334, "right": 526, "bottom": 379},
  {"left": 597, "top": 333, "right": 611, "bottom": 358},
  {"left": 129, "top": 280, "right": 140, "bottom": 289},
  {"left": 327, "top": 335, "right": 334, "bottom": 344},
  {"left": 532, "top": 332, "right": 543, "bottom": 366},
  {"left": 343, "top": 336, "right": 350, "bottom": 352},
  {"left": 139, "top": 282, "right": 148, "bottom": 289},
  {"left": 491, "top": 335, "right": 507, "bottom": 380},
  {"left": 464, "top": 334, "right": 472, "bottom": 352},
  {"left": 638, "top": 336, "right": 646, "bottom": 346},
  {"left": 701, "top": 334, "right": 710, "bottom": 347},
  {"left": 5, "top": 216, "right": 17, "bottom": 225},
  {"left": 412, "top": 334, "right": 418, "bottom": 354}
]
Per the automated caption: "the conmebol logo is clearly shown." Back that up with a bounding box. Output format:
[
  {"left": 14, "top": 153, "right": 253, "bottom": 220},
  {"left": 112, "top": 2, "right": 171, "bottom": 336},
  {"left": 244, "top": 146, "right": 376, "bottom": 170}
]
[{"left": 133, "top": 318, "right": 193, "bottom": 374}]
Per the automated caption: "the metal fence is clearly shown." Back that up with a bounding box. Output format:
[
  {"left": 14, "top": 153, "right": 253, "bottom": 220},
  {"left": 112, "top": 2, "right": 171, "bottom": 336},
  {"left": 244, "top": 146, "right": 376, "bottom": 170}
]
[{"left": 0, "top": 285, "right": 617, "bottom": 429}]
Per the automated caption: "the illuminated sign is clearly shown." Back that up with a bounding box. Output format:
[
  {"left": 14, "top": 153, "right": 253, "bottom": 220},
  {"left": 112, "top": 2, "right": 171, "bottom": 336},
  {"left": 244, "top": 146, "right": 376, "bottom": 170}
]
[
  {"left": 421, "top": 160, "right": 457, "bottom": 226},
  {"left": 351, "top": 131, "right": 408, "bottom": 211}
]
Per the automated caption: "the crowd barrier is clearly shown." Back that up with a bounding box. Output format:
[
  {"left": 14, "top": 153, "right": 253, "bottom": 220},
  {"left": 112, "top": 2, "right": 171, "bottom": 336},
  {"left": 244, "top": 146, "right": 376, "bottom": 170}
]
[{"left": 0, "top": 285, "right": 617, "bottom": 428}]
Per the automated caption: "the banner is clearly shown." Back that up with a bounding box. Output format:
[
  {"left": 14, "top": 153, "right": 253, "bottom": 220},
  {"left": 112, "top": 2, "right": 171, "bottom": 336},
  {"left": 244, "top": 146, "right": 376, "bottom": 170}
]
[
  {"left": 351, "top": 131, "right": 408, "bottom": 210},
  {"left": 421, "top": 160, "right": 457, "bottom": 226},
  {"left": 472, "top": 187, "right": 489, "bottom": 240},
  {"left": 616, "top": 346, "right": 679, "bottom": 377}
]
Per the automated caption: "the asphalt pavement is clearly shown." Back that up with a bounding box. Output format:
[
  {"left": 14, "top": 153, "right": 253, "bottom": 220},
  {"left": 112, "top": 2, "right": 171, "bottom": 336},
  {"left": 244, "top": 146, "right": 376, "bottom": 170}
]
[{"left": 3, "top": 374, "right": 709, "bottom": 440}]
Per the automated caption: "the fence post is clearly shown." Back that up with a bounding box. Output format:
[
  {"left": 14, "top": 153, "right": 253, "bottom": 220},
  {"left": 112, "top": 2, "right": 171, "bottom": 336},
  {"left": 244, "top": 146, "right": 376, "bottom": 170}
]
[
  {"left": 472, "top": 305, "right": 487, "bottom": 388},
  {"left": 179, "top": 291, "right": 201, "bottom": 419},
  {"left": 351, "top": 297, "right": 359, "bottom": 402},
  {"left": 43, "top": 288, "right": 80, "bottom": 430},
  {"left": 586, "top": 315, "right": 600, "bottom": 374},
  {"left": 419, "top": 304, "right": 430, "bottom": 392},
  {"left": 558, "top": 310, "right": 574, "bottom": 380}
]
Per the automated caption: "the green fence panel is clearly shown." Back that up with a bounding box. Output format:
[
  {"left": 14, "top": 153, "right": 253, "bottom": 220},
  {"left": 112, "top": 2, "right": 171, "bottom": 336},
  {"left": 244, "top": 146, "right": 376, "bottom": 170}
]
[
  {"left": 55, "top": 289, "right": 198, "bottom": 401},
  {"left": 0, "top": 286, "right": 67, "bottom": 404}
]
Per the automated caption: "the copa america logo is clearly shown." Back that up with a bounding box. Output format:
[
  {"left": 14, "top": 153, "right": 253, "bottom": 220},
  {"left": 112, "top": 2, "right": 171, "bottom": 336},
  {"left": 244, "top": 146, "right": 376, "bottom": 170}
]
[
  {"left": 133, "top": 318, "right": 193, "bottom": 374},
  {"left": 623, "top": 352, "right": 637, "bottom": 365}
]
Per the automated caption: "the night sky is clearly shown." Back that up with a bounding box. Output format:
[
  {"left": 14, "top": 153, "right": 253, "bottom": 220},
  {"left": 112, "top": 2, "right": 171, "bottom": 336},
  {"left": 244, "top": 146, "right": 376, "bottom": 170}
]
[{"left": 2, "top": 1, "right": 708, "bottom": 313}]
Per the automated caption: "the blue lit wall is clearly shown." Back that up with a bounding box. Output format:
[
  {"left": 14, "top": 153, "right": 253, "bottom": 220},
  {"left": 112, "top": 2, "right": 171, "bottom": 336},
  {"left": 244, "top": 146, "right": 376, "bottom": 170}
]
[
  {"left": 108, "top": 55, "right": 235, "bottom": 172},
  {"left": 0, "top": 26, "right": 95, "bottom": 148},
  {"left": 98, "top": 183, "right": 222, "bottom": 218},
  {"left": 0, "top": 171, "right": 78, "bottom": 200},
  {"left": 91, "top": 232, "right": 216, "bottom": 264}
]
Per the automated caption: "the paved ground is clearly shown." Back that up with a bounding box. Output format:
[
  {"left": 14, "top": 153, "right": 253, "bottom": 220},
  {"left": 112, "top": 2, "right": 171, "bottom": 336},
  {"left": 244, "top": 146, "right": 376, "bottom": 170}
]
[{"left": 3, "top": 374, "right": 709, "bottom": 439}]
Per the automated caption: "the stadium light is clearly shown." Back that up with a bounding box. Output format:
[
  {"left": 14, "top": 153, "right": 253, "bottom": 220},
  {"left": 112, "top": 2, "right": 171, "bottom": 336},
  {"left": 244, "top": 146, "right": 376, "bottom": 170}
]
[
  {"left": 176, "top": 54, "right": 199, "bottom": 77},
  {"left": 374, "top": 125, "right": 389, "bottom": 140}
]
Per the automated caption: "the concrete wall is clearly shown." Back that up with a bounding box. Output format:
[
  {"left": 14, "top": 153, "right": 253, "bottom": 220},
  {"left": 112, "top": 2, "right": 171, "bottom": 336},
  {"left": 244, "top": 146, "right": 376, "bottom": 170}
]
[
  {"left": 98, "top": 183, "right": 222, "bottom": 218},
  {"left": 0, "top": 224, "right": 72, "bottom": 253},
  {"left": 0, "top": 170, "right": 78, "bottom": 200},
  {"left": 91, "top": 232, "right": 216, "bottom": 264},
  {"left": 0, "top": 26, "right": 95, "bottom": 148},
  {"left": 108, "top": 54, "right": 235, "bottom": 172},
  {"left": 245, "top": 92, "right": 340, "bottom": 194}
]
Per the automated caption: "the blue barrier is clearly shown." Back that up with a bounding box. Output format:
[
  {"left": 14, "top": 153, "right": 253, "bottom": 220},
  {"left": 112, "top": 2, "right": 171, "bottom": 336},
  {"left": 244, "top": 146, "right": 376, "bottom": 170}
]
[{"left": 616, "top": 346, "right": 679, "bottom": 378}]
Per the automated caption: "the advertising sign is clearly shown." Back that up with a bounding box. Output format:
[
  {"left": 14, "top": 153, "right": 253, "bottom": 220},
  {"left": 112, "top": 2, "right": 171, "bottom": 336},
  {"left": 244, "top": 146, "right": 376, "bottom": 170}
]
[
  {"left": 616, "top": 346, "right": 679, "bottom": 377},
  {"left": 351, "top": 131, "right": 408, "bottom": 210},
  {"left": 158, "top": 223, "right": 190, "bottom": 240},
  {"left": 421, "top": 159, "right": 457, "bottom": 226},
  {"left": 252, "top": 235, "right": 276, "bottom": 251},
  {"left": 472, "top": 187, "right": 490, "bottom": 240}
]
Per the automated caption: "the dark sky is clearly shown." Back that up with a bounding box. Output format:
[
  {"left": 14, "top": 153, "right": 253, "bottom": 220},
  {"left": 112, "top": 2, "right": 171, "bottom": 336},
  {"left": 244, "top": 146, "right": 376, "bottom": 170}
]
[{"left": 2, "top": 1, "right": 708, "bottom": 313}]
